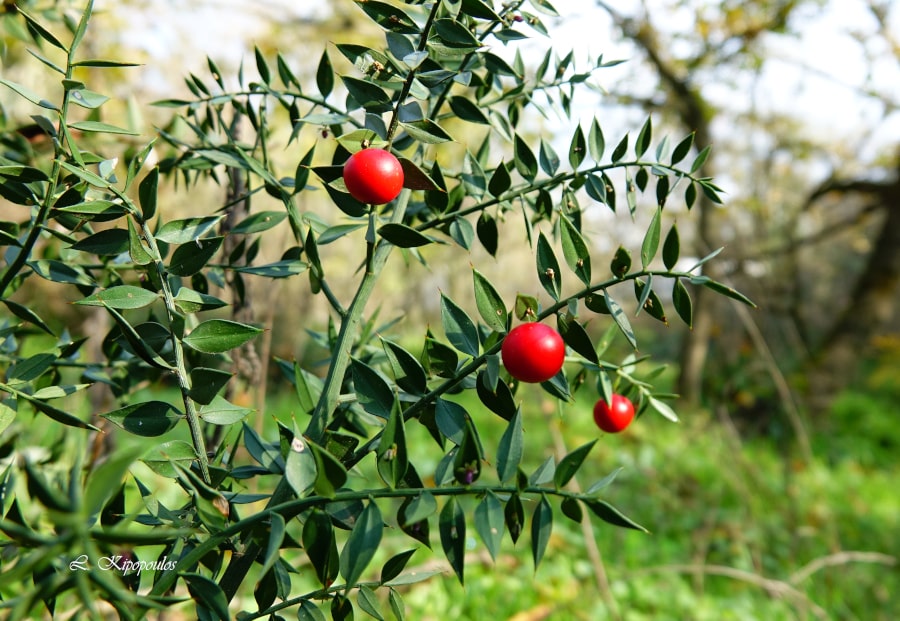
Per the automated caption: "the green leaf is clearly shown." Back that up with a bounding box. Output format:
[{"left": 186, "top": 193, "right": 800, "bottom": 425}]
[
  {"left": 70, "top": 228, "right": 129, "bottom": 256},
  {"left": 233, "top": 260, "right": 307, "bottom": 278},
  {"left": 474, "top": 492, "right": 504, "bottom": 561},
  {"left": 377, "top": 404, "right": 408, "bottom": 488},
  {"left": 439, "top": 497, "right": 466, "bottom": 584},
  {"left": 700, "top": 278, "right": 757, "bottom": 308},
  {"left": 671, "top": 132, "right": 694, "bottom": 165},
  {"left": 472, "top": 269, "right": 508, "bottom": 333},
  {"left": 476, "top": 369, "right": 516, "bottom": 420},
  {"left": 435, "top": 398, "right": 467, "bottom": 445},
  {"left": 536, "top": 232, "right": 562, "bottom": 301},
  {"left": 358, "top": 585, "right": 385, "bottom": 620},
  {"left": 514, "top": 134, "right": 538, "bottom": 182},
  {"left": 531, "top": 494, "right": 553, "bottom": 570},
  {"left": 399, "top": 119, "right": 453, "bottom": 144},
  {"left": 355, "top": 0, "right": 419, "bottom": 34},
  {"left": 298, "top": 600, "right": 328, "bottom": 621},
  {"left": 588, "top": 117, "right": 605, "bottom": 162},
  {"left": 303, "top": 509, "right": 339, "bottom": 588},
  {"left": 584, "top": 173, "right": 608, "bottom": 205},
  {"left": 672, "top": 278, "right": 693, "bottom": 328},
  {"left": 1, "top": 299, "right": 54, "bottom": 335},
  {"left": 568, "top": 124, "right": 586, "bottom": 169},
  {"left": 68, "top": 121, "right": 138, "bottom": 136},
  {"left": 449, "top": 96, "right": 490, "bottom": 125},
  {"left": 351, "top": 358, "right": 395, "bottom": 419},
  {"left": 138, "top": 167, "right": 159, "bottom": 221},
  {"left": 559, "top": 216, "right": 591, "bottom": 286},
  {"left": 452, "top": 418, "right": 483, "bottom": 485},
  {"left": 610, "top": 246, "right": 631, "bottom": 278},
  {"left": 188, "top": 367, "right": 232, "bottom": 405},
  {"left": 182, "top": 319, "right": 263, "bottom": 354},
  {"left": 378, "top": 223, "right": 435, "bottom": 248},
  {"left": 422, "top": 337, "right": 458, "bottom": 378},
  {"left": 173, "top": 288, "right": 228, "bottom": 314},
  {"left": 554, "top": 440, "right": 596, "bottom": 488},
  {"left": 691, "top": 145, "right": 711, "bottom": 173},
  {"left": 381, "top": 339, "right": 427, "bottom": 395},
  {"left": 342, "top": 76, "right": 393, "bottom": 113},
  {"left": 496, "top": 410, "right": 523, "bottom": 483},
  {"left": 635, "top": 116, "right": 652, "bottom": 158},
  {"left": 316, "top": 50, "right": 334, "bottom": 97},
  {"left": 611, "top": 134, "right": 628, "bottom": 163},
  {"left": 309, "top": 441, "right": 349, "bottom": 498},
  {"left": 662, "top": 224, "right": 680, "bottom": 270},
  {"left": 441, "top": 294, "right": 480, "bottom": 357},
  {"left": 476, "top": 212, "right": 499, "bottom": 257},
  {"left": 199, "top": 395, "right": 252, "bottom": 425},
  {"left": 76, "top": 285, "right": 159, "bottom": 310},
  {"left": 101, "top": 401, "right": 180, "bottom": 437},
  {"left": 648, "top": 395, "right": 679, "bottom": 422},
  {"left": 539, "top": 139, "right": 560, "bottom": 176},
  {"left": 232, "top": 211, "right": 287, "bottom": 234},
  {"left": 167, "top": 236, "right": 224, "bottom": 277},
  {"left": 340, "top": 501, "right": 384, "bottom": 586},
  {"left": 584, "top": 499, "right": 647, "bottom": 532},
  {"left": 18, "top": 8, "right": 68, "bottom": 51},
  {"left": 29, "top": 259, "right": 94, "bottom": 286},
  {"left": 640, "top": 206, "right": 662, "bottom": 268},
  {"left": 505, "top": 493, "right": 525, "bottom": 543},
  {"left": 184, "top": 573, "right": 230, "bottom": 621},
  {"left": 380, "top": 550, "right": 417, "bottom": 585},
  {"left": 155, "top": 216, "right": 223, "bottom": 244},
  {"left": 27, "top": 395, "right": 98, "bottom": 430},
  {"left": 557, "top": 315, "right": 598, "bottom": 364},
  {"left": 488, "top": 162, "right": 511, "bottom": 197},
  {"left": 401, "top": 491, "right": 437, "bottom": 527},
  {"left": 605, "top": 291, "right": 637, "bottom": 349},
  {"left": 634, "top": 277, "right": 667, "bottom": 324},
  {"left": 0, "top": 78, "right": 59, "bottom": 110}
]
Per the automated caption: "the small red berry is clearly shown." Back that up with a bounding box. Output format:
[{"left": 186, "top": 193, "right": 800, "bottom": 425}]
[
  {"left": 501, "top": 322, "right": 565, "bottom": 383},
  {"left": 342, "top": 148, "right": 404, "bottom": 205},
  {"left": 593, "top": 394, "right": 635, "bottom": 433}
]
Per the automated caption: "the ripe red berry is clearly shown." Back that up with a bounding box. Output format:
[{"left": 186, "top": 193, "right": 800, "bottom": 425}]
[
  {"left": 593, "top": 394, "right": 635, "bottom": 433},
  {"left": 501, "top": 322, "right": 565, "bottom": 383},
  {"left": 342, "top": 148, "right": 404, "bottom": 205}
]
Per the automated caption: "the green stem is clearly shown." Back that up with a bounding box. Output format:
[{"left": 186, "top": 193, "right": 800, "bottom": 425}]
[
  {"left": 145, "top": 482, "right": 597, "bottom": 606},
  {"left": 304, "top": 192, "right": 411, "bottom": 442},
  {"left": 415, "top": 160, "right": 689, "bottom": 234},
  {"left": 128, "top": 207, "right": 211, "bottom": 483}
]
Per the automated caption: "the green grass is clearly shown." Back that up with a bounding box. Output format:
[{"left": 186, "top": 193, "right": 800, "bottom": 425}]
[{"left": 5, "top": 374, "right": 897, "bottom": 620}]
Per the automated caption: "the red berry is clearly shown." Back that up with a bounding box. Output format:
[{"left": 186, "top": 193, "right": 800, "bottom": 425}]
[
  {"left": 593, "top": 394, "right": 635, "bottom": 433},
  {"left": 501, "top": 322, "right": 565, "bottom": 383},
  {"left": 342, "top": 148, "right": 404, "bottom": 205}
]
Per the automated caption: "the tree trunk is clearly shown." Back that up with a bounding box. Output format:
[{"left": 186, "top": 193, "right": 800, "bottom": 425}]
[{"left": 806, "top": 183, "right": 900, "bottom": 413}]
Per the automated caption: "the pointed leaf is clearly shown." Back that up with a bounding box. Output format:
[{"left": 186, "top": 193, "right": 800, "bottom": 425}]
[
  {"left": 531, "top": 494, "right": 553, "bottom": 570},
  {"left": 568, "top": 124, "right": 586, "bottom": 169},
  {"left": 101, "top": 401, "right": 180, "bottom": 437},
  {"left": 635, "top": 117, "right": 652, "bottom": 158},
  {"left": 559, "top": 215, "right": 591, "bottom": 286},
  {"left": 472, "top": 269, "right": 508, "bottom": 333},
  {"left": 605, "top": 291, "right": 637, "bottom": 349},
  {"left": 662, "top": 224, "right": 680, "bottom": 270},
  {"left": 585, "top": 499, "right": 647, "bottom": 532},
  {"left": 640, "top": 206, "right": 662, "bottom": 268},
  {"left": 474, "top": 492, "right": 504, "bottom": 560},
  {"left": 441, "top": 294, "right": 480, "bottom": 357},
  {"left": 340, "top": 501, "right": 384, "bottom": 586},
  {"left": 672, "top": 278, "right": 693, "bottom": 328},
  {"left": 439, "top": 497, "right": 466, "bottom": 584},
  {"left": 351, "top": 359, "right": 395, "bottom": 419},
  {"left": 496, "top": 410, "right": 523, "bottom": 483},
  {"left": 554, "top": 440, "right": 596, "bottom": 488},
  {"left": 182, "top": 319, "right": 262, "bottom": 354},
  {"left": 76, "top": 285, "right": 159, "bottom": 310},
  {"left": 536, "top": 232, "right": 562, "bottom": 301}
]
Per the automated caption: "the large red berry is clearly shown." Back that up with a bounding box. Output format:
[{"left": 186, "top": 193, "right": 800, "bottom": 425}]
[
  {"left": 501, "top": 322, "right": 565, "bottom": 383},
  {"left": 342, "top": 148, "right": 404, "bottom": 205},
  {"left": 593, "top": 394, "right": 635, "bottom": 433}
]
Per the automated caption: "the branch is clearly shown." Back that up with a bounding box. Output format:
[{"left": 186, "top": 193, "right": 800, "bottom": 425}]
[{"left": 790, "top": 551, "right": 897, "bottom": 585}]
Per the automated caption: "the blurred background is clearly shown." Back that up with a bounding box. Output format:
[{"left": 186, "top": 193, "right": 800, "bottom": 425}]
[{"left": 2, "top": 0, "right": 898, "bottom": 619}]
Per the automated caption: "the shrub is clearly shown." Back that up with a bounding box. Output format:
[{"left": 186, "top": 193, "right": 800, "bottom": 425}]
[{"left": 0, "top": 1, "right": 751, "bottom": 618}]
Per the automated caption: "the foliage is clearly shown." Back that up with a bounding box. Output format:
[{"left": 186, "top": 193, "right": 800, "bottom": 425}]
[{"left": 0, "top": 0, "right": 750, "bottom": 618}]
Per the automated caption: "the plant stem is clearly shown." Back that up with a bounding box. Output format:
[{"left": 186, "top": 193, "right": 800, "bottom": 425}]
[{"left": 304, "top": 192, "right": 411, "bottom": 442}]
